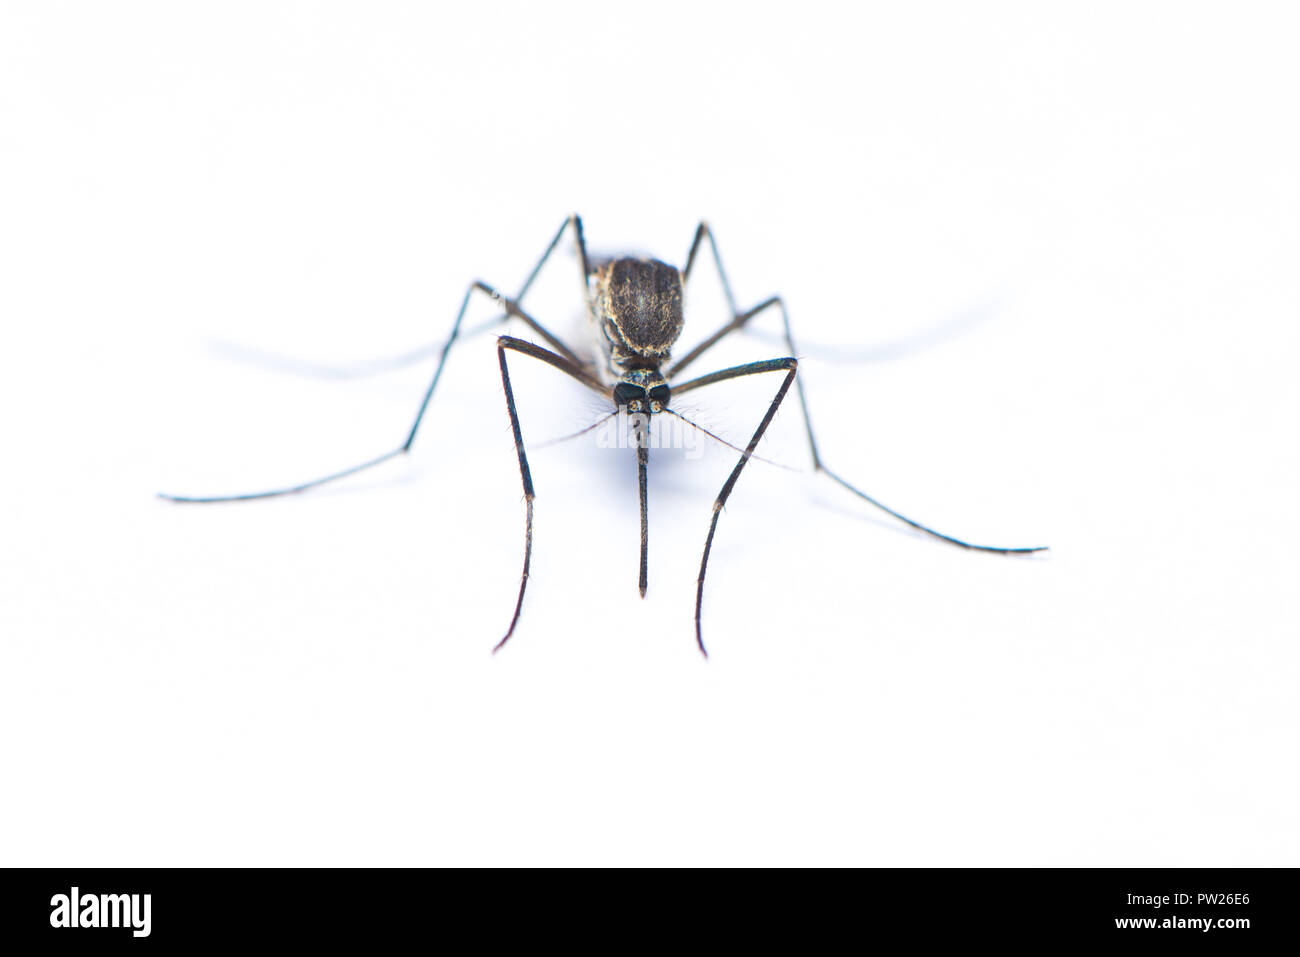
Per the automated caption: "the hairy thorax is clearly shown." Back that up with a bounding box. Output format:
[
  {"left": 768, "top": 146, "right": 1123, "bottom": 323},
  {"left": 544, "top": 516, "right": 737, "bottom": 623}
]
[{"left": 591, "top": 258, "right": 684, "bottom": 387}]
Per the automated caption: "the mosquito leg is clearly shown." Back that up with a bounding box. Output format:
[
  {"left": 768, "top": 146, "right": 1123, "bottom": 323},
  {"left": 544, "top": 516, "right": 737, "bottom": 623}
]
[
  {"left": 392, "top": 212, "right": 592, "bottom": 375},
  {"left": 668, "top": 295, "right": 811, "bottom": 443},
  {"left": 673, "top": 357, "right": 800, "bottom": 658},
  {"left": 494, "top": 336, "right": 607, "bottom": 653},
  {"left": 389, "top": 212, "right": 591, "bottom": 374},
  {"left": 682, "top": 219, "right": 739, "bottom": 316},
  {"left": 159, "top": 284, "right": 586, "bottom": 503},
  {"left": 815, "top": 471, "right": 1049, "bottom": 553},
  {"left": 386, "top": 214, "right": 589, "bottom": 377},
  {"left": 675, "top": 222, "right": 1047, "bottom": 555},
  {"left": 674, "top": 222, "right": 819, "bottom": 460}
]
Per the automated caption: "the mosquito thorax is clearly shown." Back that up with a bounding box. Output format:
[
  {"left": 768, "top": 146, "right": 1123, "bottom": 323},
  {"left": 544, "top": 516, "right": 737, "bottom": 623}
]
[{"left": 592, "top": 257, "right": 685, "bottom": 386}]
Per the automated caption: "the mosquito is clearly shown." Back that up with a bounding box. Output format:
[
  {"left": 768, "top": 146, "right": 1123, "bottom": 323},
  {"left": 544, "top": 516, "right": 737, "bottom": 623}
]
[{"left": 160, "top": 215, "right": 1047, "bottom": 657}]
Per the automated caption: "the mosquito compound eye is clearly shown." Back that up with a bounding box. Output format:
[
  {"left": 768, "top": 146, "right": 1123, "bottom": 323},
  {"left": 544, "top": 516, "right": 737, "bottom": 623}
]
[
  {"left": 648, "top": 385, "right": 670, "bottom": 411},
  {"left": 613, "top": 383, "right": 646, "bottom": 408}
]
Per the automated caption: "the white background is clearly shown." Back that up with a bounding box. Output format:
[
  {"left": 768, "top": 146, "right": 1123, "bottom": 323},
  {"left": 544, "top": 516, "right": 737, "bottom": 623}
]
[{"left": 2, "top": 2, "right": 1296, "bottom": 866}]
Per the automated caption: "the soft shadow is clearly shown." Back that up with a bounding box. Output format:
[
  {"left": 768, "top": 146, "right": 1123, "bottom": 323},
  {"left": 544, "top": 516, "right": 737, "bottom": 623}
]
[
  {"left": 203, "top": 315, "right": 504, "bottom": 380},
  {"left": 746, "top": 294, "right": 1007, "bottom": 363}
]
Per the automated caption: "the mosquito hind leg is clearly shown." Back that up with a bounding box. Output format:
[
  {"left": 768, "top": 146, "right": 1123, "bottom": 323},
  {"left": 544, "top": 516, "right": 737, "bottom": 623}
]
[
  {"left": 379, "top": 213, "right": 591, "bottom": 375},
  {"left": 203, "top": 215, "right": 594, "bottom": 382},
  {"left": 673, "top": 223, "right": 818, "bottom": 461}
]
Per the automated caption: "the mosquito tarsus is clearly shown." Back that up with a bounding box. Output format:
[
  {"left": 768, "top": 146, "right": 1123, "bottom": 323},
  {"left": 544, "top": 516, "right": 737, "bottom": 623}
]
[{"left": 160, "top": 215, "right": 1047, "bottom": 657}]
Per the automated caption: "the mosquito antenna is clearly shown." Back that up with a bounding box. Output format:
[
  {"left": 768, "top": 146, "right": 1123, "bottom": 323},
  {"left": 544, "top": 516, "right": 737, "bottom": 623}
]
[
  {"left": 535, "top": 411, "right": 618, "bottom": 450},
  {"left": 664, "top": 408, "right": 797, "bottom": 471}
]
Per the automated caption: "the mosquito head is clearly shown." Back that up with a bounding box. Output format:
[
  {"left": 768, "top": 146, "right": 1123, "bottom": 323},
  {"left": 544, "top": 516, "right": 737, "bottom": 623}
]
[{"left": 613, "top": 373, "right": 671, "bottom": 414}]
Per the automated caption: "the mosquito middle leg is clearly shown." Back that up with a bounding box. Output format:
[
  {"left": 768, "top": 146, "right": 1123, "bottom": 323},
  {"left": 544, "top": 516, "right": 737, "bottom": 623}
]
[{"left": 159, "top": 284, "right": 584, "bottom": 503}]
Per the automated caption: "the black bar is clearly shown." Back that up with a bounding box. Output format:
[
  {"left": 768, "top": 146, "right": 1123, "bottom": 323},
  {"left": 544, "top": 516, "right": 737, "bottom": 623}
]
[{"left": 2, "top": 867, "right": 1294, "bottom": 947}]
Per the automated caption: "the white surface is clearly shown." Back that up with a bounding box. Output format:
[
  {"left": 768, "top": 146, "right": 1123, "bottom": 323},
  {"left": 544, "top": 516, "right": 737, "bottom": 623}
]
[{"left": 2, "top": 2, "right": 1296, "bottom": 866}]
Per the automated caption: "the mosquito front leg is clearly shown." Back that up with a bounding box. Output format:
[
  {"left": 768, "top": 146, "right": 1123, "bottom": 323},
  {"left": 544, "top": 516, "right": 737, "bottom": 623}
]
[
  {"left": 494, "top": 335, "right": 606, "bottom": 653},
  {"left": 672, "top": 357, "right": 800, "bottom": 658}
]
